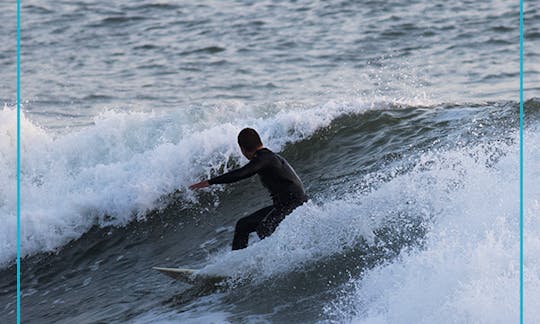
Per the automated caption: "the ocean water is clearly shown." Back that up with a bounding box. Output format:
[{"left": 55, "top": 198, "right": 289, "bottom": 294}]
[{"left": 0, "top": 0, "right": 539, "bottom": 323}]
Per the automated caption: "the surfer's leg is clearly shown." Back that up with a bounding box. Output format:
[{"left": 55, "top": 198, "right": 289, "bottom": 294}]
[
  {"left": 256, "top": 208, "right": 287, "bottom": 239},
  {"left": 232, "top": 206, "right": 274, "bottom": 250},
  {"left": 257, "top": 200, "right": 306, "bottom": 239}
]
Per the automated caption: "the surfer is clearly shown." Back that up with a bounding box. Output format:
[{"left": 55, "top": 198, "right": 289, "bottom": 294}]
[{"left": 189, "top": 128, "right": 308, "bottom": 250}]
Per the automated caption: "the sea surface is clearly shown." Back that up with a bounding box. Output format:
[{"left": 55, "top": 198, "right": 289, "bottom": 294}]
[{"left": 1, "top": 0, "right": 539, "bottom": 323}]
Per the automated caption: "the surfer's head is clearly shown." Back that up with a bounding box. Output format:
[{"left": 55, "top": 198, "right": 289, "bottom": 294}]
[{"left": 238, "top": 128, "right": 263, "bottom": 160}]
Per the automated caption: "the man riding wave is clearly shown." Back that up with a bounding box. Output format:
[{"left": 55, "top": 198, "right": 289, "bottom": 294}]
[{"left": 189, "top": 128, "right": 307, "bottom": 250}]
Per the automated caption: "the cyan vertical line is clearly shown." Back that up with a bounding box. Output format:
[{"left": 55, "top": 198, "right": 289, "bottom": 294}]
[
  {"left": 519, "top": 0, "right": 524, "bottom": 323},
  {"left": 16, "top": 0, "right": 21, "bottom": 322}
]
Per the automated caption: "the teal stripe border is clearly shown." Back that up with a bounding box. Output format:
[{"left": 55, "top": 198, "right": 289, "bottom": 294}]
[
  {"left": 17, "top": 0, "right": 21, "bottom": 322},
  {"left": 519, "top": 0, "right": 524, "bottom": 323}
]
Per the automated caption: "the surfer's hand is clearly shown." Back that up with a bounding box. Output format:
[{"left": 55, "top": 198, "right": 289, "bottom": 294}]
[{"left": 189, "top": 180, "right": 210, "bottom": 190}]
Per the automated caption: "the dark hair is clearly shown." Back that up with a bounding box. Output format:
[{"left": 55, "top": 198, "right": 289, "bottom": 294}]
[{"left": 237, "top": 128, "right": 263, "bottom": 151}]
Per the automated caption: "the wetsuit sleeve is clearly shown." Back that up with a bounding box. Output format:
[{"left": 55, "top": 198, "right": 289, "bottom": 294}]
[{"left": 208, "top": 157, "right": 265, "bottom": 185}]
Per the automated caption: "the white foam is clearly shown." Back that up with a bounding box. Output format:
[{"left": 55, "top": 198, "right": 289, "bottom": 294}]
[
  {"left": 200, "top": 199, "right": 378, "bottom": 279},
  {"left": 2, "top": 98, "right": 421, "bottom": 267},
  {"left": 320, "top": 128, "right": 540, "bottom": 323},
  {"left": 199, "top": 140, "right": 488, "bottom": 281}
]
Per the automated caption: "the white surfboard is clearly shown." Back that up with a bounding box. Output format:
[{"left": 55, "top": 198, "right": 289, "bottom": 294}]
[{"left": 153, "top": 267, "right": 227, "bottom": 285}]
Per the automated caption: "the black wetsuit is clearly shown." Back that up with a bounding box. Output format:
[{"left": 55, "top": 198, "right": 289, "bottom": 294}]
[{"left": 208, "top": 148, "right": 307, "bottom": 250}]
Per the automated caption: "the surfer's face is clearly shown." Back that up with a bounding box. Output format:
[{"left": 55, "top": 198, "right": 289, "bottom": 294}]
[{"left": 240, "top": 146, "right": 255, "bottom": 160}]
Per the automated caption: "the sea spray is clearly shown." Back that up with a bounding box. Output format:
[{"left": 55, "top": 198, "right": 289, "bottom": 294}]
[
  {"left": 323, "top": 127, "right": 540, "bottom": 323},
  {"left": 0, "top": 98, "right": 427, "bottom": 267}
]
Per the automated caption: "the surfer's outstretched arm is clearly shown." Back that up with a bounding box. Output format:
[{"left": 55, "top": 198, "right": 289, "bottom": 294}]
[
  {"left": 208, "top": 158, "right": 265, "bottom": 184},
  {"left": 189, "top": 180, "right": 209, "bottom": 189},
  {"left": 189, "top": 157, "right": 265, "bottom": 190}
]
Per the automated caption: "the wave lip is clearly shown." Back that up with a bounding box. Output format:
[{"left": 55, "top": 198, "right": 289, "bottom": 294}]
[{"left": 2, "top": 98, "right": 422, "bottom": 268}]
